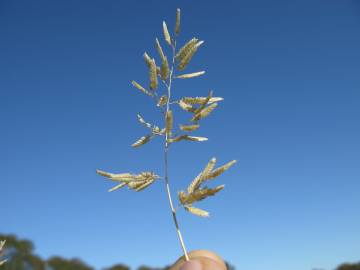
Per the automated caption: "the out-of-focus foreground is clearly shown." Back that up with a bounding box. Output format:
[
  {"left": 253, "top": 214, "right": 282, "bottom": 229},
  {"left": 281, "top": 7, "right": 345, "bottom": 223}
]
[
  {"left": 0, "top": 234, "right": 359, "bottom": 270},
  {"left": 0, "top": 234, "right": 237, "bottom": 270}
]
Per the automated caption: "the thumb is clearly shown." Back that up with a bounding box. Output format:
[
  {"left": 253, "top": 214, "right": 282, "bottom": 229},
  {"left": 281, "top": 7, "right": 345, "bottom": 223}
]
[
  {"left": 179, "top": 260, "right": 202, "bottom": 270},
  {"left": 171, "top": 250, "right": 227, "bottom": 270},
  {"left": 179, "top": 258, "right": 225, "bottom": 270}
]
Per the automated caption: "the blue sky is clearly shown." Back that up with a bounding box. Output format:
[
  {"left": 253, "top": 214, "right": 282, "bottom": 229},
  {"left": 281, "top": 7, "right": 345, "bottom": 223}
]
[{"left": 1, "top": 1, "right": 360, "bottom": 270}]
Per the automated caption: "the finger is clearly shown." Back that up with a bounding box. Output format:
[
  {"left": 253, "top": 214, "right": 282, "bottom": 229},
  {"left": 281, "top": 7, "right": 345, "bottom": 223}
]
[
  {"left": 179, "top": 257, "right": 225, "bottom": 270},
  {"left": 170, "top": 250, "right": 227, "bottom": 270},
  {"left": 178, "top": 260, "right": 202, "bottom": 270}
]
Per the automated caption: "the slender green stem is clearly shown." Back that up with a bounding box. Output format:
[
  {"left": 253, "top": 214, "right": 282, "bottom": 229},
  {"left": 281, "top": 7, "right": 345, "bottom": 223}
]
[{"left": 163, "top": 41, "right": 190, "bottom": 261}]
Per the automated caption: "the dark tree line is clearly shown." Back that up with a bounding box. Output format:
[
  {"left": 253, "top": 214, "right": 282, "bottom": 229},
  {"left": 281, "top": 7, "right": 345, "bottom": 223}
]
[
  {"left": 0, "top": 234, "right": 234, "bottom": 270},
  {"left": 336, "top": 263, "right": 360, "bottom": 270},
  {"left": 2, "top": 233, "right": 358, "bottom": 270}
]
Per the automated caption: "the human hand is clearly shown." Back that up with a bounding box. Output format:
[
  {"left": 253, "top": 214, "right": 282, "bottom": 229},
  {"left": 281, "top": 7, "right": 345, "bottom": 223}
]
[{"left": 169, "top": 250, "right": 227, "bottom": 270}]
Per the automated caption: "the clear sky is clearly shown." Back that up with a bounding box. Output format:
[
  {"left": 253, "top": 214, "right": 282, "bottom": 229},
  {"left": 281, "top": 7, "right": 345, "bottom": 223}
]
[{"left": 1, "top": 1, "right": 360, "bottom": 270}]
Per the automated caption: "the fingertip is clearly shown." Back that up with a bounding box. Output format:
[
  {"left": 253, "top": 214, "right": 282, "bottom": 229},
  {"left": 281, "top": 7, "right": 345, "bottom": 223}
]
[{"left": 179, "top": 260, "right": 202, "bottom": 270}]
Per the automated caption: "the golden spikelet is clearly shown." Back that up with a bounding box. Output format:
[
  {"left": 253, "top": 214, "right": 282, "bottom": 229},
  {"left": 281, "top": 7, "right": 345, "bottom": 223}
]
[
  {"left": 178, "top": 190, "right": 187, "bottom": 204},
  {"left": 186, "top": 171, "right": 201, "bottom": 194},
  {"left": 160, "top": 56, "right": 169, "bottom": 80},
  {"left": 137, "top": 114, "right": 152, "bottom": 128},
  {"left": 179, "top": 185, "right": 224, "bottom": 205},
  {"left": 184, "top": 205, "right": 209, "bottom": 217},
  {"left": 108, "top": 182, "right": 127, "bottom": 192},
  {"left": 177, "top": 40, "right": 204, "bottom": 70},
  {"left": 176, "top": 38, "right": 198, "bottom": 61},
  {"left": 98, "top": 170, "right": 159, "bottom": 192},
  {"left": 170, "top": 135, "right": 208, "bottom": 143},
  {"left": 178, "top": 100, "right": 196, "bottom": 113},
  {"left": 188, "top": 158, "right": 217, "bottom": 194},
  {"left": 135, "top": 178, "right": 156, "bottom": 191},
  {"left": 131, "top": 135, "right": 152, "bottom": 148},
  {"left": 149, "top": 58, "right": 158, "bottom": 90},
  {"left": 154, "top": 39, "right": 170, "bottom": 79},
  {"left": 193, "top": 90, "right": 213, "bottom": 114},
  {"left": 165, "top": 110, "right": 173, "bottom": 136},
  {"left": 152, "top": 125, "right": 162, "bottom": 135},
  {"left": 179, "top": 156, "right": 236, "bottom": 216},
  {"left": 179, "top": 124, "right": 200, "bottom": 131},
  {"left": 96, "top": 170, "right": 135, "bottom": 182},
  {"left": 182, "top": 135, "right": 208, "bottom": 142},
  {"left": 175, "top": 71, "right": 205, "bottom": 79},
  {"left": 107, "top": 174, "right": 136, "bottom": 182},
  {"left": 136, "top": 114, "right": 164, "bottom": 136},
  {"left": 201, "top": 158, "right": 217, "bottom": 179},
  {"left": 155, "top": 38, "right": 166, "bottom": 61},
  {"left": 143, "top": 52, "right": 152, "bottom": 67},
  {"left": 131, "top": 172, "right": 160, "bottom": 191},
  {"left": 207, "top": 160, "right": 237, "bottom": 179},
  {"left": 175, "top": 8, "right": 181, "bottom": 35},
  {"left": 131, "top": 81, "right": 152, "bottom": 96},
  {"left": 192, "top": 102, "right": 218, "bottom": 122},
  {"left": 182, "top": 97, "right": 223, "bottom": 105},
  {"left": 157, "top": 95, "right": 168, "bottom": 107},
  {"left": 163, "top": 21, "right": 172, "bottom": 46}
]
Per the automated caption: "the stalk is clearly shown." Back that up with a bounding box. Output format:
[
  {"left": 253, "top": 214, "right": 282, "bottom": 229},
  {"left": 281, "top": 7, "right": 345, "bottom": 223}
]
[{"left": 163, "top": 41, "right": 190, "bottom": 261}]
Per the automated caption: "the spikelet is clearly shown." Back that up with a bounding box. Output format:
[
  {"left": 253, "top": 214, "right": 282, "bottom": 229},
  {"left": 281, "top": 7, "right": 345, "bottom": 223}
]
[
  {"left": 182, "top": 97, "right": 223, "bottom": 105},
  {"left": 176, "top": 38, "right": 198, "bottom": 61},
  {"left": 131, "top": 81, "right": 152, "bottom": 96},
  {"left": 161, "top": 56, "right": 169, "bottom": 80},
  {"left": 157, "top": 95, "right": 168, "bottom": 107},
  {"left": 175, "top": 71, "right": 205, "bottom": 79},
  {"left": 137, "top": 114, "right": 152, "bottom": 128},
  {"left": 136, "top": 114, "right": 164, "bottom": 136},
  {"left": 155, "top": 38, "right": 166, "bottom": 61},
  {"left": 0, "top": 240, "right": 6, "bottom": 266},
  {"left": 193, "top": 90, "right": 213, "bottom": 115},
  {"left": 163, "top": 21, "right": 172, "bottom": 46},
  {"left": 178, "top": 100, "right": 196, "bottom": 113},
  {"left": 178, "top": 40, "right": 204, "bottom": 70},
  {"left": 184, "top": 205, "right": 209, "bottom": 217},
  {"left": 192, "top": 103, "right": 218, "bottom": 122},
  {"left": 108, "top": 182, "right": 127, "bottom": 192},
  {"left": 149, "top": 58, "right": 158, "bottom": 90},
  {"left": 175, "top": 8, "right": 181, "bottom": 35},
  {"left": 154, "top": 38, "right": 169, "bottom": 79},
  {"left": 165, "top": 110, "right": 173, "bottom": 137},
  {"left": 186, "top": 171, "right": 201, "bottom": 194},
  {"left": 188, "top": 158, "right": 217, "bottom": 193},
  {"left": 170, "top": 135, "right": 208, "bottom": 143},
  {"left": 207, "top": 160, "right": 237, "bottom": 179},
  {"left": 152, "top": 125, "right": 162, "bottom": 135},
  {"left": 179, "top": 124, "right": 200, "bottom": 132},
  {"left": 132, "top": 135, "right": 152, "bottom": 148},
  {"left": 132, "top": 172, "right": 159, "bottom": 191},
  {"left": 143, "top": 52, "right": 152, "bottom": 67},
  {"left": 181, "top": 135, "right": 208, "bottom": 142},
  {"left": 96, "top": 170, "right": 135, "bottom": 182},
  {"left": 98, "top": 170, "right": 159, "bottom": 192},
  {"left": 135, "top": 178, "right": 156, "bottom": 191},
  {"left": 179, "top": 185, "right": 224, "bottom": 205}
]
